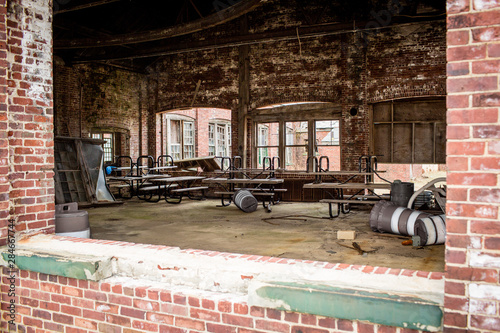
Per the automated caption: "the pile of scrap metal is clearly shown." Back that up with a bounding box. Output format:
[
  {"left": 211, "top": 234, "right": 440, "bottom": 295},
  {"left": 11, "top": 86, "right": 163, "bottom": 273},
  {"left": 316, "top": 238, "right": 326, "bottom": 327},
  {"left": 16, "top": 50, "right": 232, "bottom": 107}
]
[{"left": 369, "top": 178, "right": 446, "bottom": 246}]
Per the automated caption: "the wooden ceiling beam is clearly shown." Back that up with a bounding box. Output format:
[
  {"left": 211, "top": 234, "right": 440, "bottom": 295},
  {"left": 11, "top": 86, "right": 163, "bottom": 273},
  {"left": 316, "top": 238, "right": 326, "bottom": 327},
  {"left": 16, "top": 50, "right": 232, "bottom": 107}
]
[
  {"left": 189, "top": 0, "right": 204, "bottom": 18},
  {"left": 55, "top": 0, "right": 265, "bottom": 49},
  {"left": 54, "top": 0, "right": 122, "bottom": 15},
  {"left": 69, "top": 21, "right": 366, "bottom": 63},
  {"left": 68, "top": 15, "right": 445, "bottom": 64}
]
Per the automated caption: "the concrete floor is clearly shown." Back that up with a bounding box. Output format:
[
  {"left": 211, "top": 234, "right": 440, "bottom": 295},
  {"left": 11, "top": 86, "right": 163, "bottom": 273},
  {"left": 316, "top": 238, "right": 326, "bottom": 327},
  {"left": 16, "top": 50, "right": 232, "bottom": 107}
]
[{"left": 87, "top": 198, "right": 445, "bottom": 273}]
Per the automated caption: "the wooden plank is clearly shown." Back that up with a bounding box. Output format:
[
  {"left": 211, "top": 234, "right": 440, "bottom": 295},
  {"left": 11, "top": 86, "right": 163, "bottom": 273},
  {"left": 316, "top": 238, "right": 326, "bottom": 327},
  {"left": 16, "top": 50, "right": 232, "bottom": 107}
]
[
  {"left": 171, "top": 186, "right": 209, "bottom": 193},
  {"left": 281, "top": 171, "right": 383, "bottom": 175},
  {"left": 342, "top": 194, "right": 390, "bottom": 200},
  {"left": 138, "top": 185, "right": 175, "bottom": 192},
  {"left": 213, "top": 191, "right": 273, "bottom": 196},
  {"left": 75, "top": 140, "right": 96, "bottom": 203},
  {"left": 203, "top": 178, "right": 284, "bottom": 184},
  {"left": 174, "top": 156, "right": 221, "bottom": 171},
  {"left": 304, "top": 182, "right": 391, "bottom": 190},
  {"left": 234, "top": 187, "right": 287, "bottom": 192},
  {"left": 320, "top": 199, "right": 379, "bottom": 205}
]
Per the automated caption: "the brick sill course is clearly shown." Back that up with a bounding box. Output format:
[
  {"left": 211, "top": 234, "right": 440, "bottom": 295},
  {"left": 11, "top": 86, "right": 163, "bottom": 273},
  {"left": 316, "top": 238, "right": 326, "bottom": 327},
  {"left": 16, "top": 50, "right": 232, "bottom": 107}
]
[{"left": 0, "top": 234, "right": 444, "bottom": 331}]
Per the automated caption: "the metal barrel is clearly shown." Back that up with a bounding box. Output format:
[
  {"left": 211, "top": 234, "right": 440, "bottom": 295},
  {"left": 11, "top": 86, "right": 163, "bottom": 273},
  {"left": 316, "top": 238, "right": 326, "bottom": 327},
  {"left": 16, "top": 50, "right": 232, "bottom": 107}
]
[
  {"left": 370, "top": 200, "right": 431, "bottom": 236},
  {"left": 414, "top": 214, "right": 446, "bottom": 245},
  {"left": 55, "top": 203, "right": 90, "bottom": 238},
  {"left": 369, "top": 200, "right": 394, "bottom": 232},
  {"left": 233, "top": 189, "right": 258, "bottom": 213},
  {"left": 390, "top": 180, "right": 415, "bottom": 207}
]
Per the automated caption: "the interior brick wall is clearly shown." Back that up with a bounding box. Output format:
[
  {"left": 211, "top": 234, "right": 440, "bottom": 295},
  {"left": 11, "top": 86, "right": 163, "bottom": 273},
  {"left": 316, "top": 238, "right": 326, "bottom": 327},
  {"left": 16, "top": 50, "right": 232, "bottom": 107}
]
[
  {"left": 54, "top": 63, "right": 148, "bottom": 158},
  {"left": 445, "top": 0, "right": 500, "bottom": 331},
  {"left": 53, "top": 5, "right": 446, "bottom": 171},
  {"left": 150, "top": 21, "right": 445, "bottom": 171}
]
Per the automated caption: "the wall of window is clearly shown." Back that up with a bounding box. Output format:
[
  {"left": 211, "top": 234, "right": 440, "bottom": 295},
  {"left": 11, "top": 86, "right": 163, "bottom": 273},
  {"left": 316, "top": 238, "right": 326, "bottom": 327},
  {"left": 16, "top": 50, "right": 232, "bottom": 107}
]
[{"left": 254, "top": 118, "right": 340, "bottom": 171}]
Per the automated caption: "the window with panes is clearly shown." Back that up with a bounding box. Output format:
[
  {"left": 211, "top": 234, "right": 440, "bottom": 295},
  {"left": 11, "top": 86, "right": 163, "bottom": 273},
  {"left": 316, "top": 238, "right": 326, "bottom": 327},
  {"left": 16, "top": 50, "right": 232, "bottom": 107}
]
[
  {"left": 208, "top": 121, "right": 231, "bottom": 158},
  {"left": 254, "top": 119, "right": 340, "bottom": 171},
  {"left": 91, "top": 132, "right": 114, "bottom": 163},
  {"left": 165, "top": 115, "right": 195, "bottom": 160}
]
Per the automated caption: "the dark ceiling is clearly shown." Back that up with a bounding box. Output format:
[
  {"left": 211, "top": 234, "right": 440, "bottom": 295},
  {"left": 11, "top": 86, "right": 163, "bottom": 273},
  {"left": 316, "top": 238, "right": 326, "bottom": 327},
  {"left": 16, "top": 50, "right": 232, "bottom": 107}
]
[{"left": 53, "top": 0, "right": 446, "bottom": 73}]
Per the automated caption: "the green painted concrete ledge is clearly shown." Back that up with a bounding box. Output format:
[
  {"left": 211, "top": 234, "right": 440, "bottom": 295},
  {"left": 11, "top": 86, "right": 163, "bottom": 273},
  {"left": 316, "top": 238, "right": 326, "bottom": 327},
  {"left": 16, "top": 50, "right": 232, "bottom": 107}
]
[
  {"left": 252, "top": 281, "right": 443, "bottom": 332},
  {"left": 1, "top": 250, "right": 113, "bottom": 281}
]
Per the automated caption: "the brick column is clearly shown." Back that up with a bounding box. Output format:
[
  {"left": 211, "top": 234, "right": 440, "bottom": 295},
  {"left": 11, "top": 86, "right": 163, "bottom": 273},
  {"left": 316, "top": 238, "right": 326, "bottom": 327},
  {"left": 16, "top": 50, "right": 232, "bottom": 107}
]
[
  {"left": 0, "top": 0, "right": 54, "bottom": 246},
  {"left": 446, "top": 0, "right": 500, "bottom": 331},
  {"left": 0, "top": 0, "right": 8, "bottom": 245}
]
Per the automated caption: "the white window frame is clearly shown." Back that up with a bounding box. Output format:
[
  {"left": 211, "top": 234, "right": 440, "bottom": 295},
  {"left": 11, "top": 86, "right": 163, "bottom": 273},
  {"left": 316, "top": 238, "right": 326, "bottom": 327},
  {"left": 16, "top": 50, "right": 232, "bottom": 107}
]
[
  {"left": 164, "top": 114, "right": 195, "bottom": 160},
  {"left": 209, "top": 120, "right": 231, "bottom": 157}
]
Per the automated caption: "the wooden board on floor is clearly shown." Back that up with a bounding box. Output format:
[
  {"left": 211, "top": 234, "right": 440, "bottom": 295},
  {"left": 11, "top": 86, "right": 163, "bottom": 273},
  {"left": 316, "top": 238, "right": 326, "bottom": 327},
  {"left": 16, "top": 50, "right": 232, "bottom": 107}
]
[
  {"left": 174, "top": 156, "right": 221, "bottom": 172},
  {"left": 303, "top": 182, "right": 391, "bottom": 190}
]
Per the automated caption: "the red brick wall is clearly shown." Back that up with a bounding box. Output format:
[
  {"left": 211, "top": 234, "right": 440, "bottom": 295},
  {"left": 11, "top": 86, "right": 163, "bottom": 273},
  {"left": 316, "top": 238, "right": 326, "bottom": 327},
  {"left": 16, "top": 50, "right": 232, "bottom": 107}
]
[
  {"left": 0, "top": 0, "right": 8, "bottom": 245},
  {"left": 445, "top": 0, "right": 500, "bottom": 331},
  {"left": 1, "top": 238, "right": 445, "bottom": 333},
  {"left": 0, "top": 0, "right": 54, "bottom": 246}
]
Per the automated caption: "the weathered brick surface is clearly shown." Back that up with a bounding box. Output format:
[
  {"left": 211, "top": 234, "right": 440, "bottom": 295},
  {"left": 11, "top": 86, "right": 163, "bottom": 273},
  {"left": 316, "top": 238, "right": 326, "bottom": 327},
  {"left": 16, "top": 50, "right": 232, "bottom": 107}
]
[
  {"left": 1, "top": 0, "right": 498, "bottom": 332},
  {"left": 0, "top": 241, "right": 444, "bottom": 333},
  {"left": 0, "top": 0, "right": 54, "bottom": 246},
  {"left": 446, "top": 0, "right": 500, "bottom": 331},
  {"left": 54, "top": 62, "right": 146, "bottom": 159}
]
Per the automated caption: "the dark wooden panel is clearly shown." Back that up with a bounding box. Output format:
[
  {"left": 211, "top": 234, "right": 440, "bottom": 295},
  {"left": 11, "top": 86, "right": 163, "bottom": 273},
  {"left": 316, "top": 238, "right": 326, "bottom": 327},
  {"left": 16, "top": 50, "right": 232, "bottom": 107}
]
[
  {"left": 414, "top": 123, "right": 434, "bottom": 163},
  {"left": 435, "top": 122, "right": 447, "bottom": 164},
  {"left": 373, "top": 103, "right": 392, "bottom": 122},
  {"left": 393, "top": 124, "right": 412, "bottom": 163},
  {"left": 373, "top": 124, "right": 392, "bottom": 163},
  {"left": 393, "top": 100, "right": 446, "bottom": 122}
]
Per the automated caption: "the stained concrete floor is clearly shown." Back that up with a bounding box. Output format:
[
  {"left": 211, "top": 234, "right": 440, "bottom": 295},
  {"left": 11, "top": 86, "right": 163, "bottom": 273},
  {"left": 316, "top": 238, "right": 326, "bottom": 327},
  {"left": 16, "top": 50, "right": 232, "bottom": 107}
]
[{"left": 87, "top": 198, "right": 445, "bottom": 273}]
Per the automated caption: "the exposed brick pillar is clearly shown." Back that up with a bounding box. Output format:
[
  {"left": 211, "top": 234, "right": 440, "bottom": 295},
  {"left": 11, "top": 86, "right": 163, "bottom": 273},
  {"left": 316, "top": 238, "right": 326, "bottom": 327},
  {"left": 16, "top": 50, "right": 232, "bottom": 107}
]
[
  {"left": 0, "top": 0, "right": 54, "bottom": 246},
  {"left": 340, "top": 33, "right": 369, "bottom": 171},
  {"left": 446, "top": 0, "right": 500, "bottom": 331},
  {"left": 0, "top": 0, "right": 8, "bottom": 245}
]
